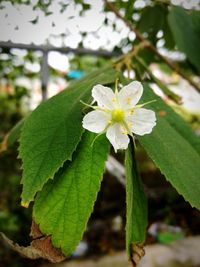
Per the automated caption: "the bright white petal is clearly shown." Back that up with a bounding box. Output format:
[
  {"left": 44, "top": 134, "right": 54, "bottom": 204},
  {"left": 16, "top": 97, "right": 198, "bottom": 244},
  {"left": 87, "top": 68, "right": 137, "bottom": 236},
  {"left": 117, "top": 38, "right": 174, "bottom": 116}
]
[
  {"left": 82, "top": 110, "right": 111, "bottom": 133},
  {"left": 126, "top": 108, "right": 156, "bottom": 135},
  {"left": 106, "top": 123, "right": 130, "bottom": 152},
  {"left": 118, "top": 81, "right": 143, "bottom": 109},
  {"left": 92, "top": 84, "right": 115, "bottom": 109}
]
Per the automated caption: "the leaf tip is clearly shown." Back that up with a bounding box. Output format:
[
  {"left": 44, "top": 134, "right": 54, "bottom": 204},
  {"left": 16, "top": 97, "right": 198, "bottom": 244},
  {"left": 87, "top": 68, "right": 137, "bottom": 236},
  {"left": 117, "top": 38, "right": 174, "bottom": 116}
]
[{"left": 21, "top": 201, "right": 29, "bottom": 208}]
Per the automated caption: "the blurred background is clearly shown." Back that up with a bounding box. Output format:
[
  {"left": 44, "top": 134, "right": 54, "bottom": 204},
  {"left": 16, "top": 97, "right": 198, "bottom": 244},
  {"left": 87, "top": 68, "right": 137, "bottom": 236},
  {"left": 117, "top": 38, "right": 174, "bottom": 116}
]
[{"left": 0, "top": 0, "right": 200, "bottom": 267}]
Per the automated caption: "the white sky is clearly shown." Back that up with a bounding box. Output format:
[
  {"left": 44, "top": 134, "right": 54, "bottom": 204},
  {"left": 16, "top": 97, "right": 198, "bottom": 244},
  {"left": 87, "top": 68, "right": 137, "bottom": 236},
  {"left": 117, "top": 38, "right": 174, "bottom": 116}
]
[
  {"left": 0, "top": 0, "right": 131, "bottom": 51},
  {"left": 0, "top": 0, "right": 198, "bottom": 50},
  {"left": 0, "top": 0, "right": 199, "bottom": 47}
]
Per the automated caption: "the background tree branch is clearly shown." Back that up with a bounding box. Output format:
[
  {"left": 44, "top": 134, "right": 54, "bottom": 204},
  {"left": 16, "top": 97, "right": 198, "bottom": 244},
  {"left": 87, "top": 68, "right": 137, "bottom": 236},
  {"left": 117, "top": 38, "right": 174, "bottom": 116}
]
[{"left": 105, "top": 0, "right": 200, "bottom": 93}]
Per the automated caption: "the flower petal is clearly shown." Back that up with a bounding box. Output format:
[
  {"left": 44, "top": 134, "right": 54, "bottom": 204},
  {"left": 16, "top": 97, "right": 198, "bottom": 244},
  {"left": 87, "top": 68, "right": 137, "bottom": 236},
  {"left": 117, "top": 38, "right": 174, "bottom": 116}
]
[
  {"left": 92, "top": 84, "right": 115, "bottom": 109},
  {"left": 106, "top": 123, "right": 130, "bottom": 152},
  {"left": 118, "top": 81, "right": 143, "bottom": 109},
  {"left": 125, "top": 108, "right": 156, "bottom": 135},
  {"left": 82, "top": 110, "right": 111, "bottom": 133}
]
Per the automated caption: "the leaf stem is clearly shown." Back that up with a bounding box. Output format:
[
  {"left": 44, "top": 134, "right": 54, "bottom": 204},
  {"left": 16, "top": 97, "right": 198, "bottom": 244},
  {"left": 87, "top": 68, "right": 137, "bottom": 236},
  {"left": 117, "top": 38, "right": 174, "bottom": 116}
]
[{"left": 135, "top": 99, "right": 157, "bottom": 108}]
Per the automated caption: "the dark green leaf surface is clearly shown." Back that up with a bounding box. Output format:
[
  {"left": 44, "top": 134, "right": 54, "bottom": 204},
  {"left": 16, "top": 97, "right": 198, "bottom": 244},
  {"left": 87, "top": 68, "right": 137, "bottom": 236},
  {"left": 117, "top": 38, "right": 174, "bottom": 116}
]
[
  {"left": 33, "top": 132, "right": 109, "bottom": 255},
  {"left": 138, "top": 5, "right": 166, "bottom": 34},
  {"left": 191, "top": 11, "right": 200, "bottom": 32},
  {"left": 168, "top": 7, "right": 200, "bottom": 72},
  {"left": 125, "top": 141, "right": 147, "bottom": 257},
  {"left": 137, "top": 84, "right": 200, "bottom": 209},
  {"left": 19, "top": 66, "right": 118, "bottom": 205},
  {"left": 141, "top": 84, "right": 200, "bottom": 154}
]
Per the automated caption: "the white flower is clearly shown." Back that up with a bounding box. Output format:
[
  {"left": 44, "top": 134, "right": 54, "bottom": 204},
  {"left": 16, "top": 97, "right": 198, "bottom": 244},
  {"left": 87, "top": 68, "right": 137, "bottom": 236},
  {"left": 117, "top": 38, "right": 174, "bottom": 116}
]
[{"left": 82, "top": 81, "right": 156, "bottom": 152}]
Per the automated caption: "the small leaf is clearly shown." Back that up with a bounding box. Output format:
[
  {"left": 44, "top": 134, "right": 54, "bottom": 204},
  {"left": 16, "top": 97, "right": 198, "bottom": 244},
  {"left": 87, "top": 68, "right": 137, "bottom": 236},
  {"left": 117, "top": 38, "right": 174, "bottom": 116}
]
[
  {"left": 19, "top": 66, "right": 118, "bottom": 205},
  {"left": 138, "top": 5, "right": 166, "bottom": 34},
  {"left": 138, "top": 5, "right": 166, "bottom": 44},
  {"left": 168, "top": 7, "right": 200, "bottom": 72},
  {"left": 33, "top": 132, "right": 110, "bottom": 255},
  {"left": 125, "top": 140, "right": 147, "bottom": 261},
  {"left": 0, "top": 118, "right": 24, "bottom": 153}
]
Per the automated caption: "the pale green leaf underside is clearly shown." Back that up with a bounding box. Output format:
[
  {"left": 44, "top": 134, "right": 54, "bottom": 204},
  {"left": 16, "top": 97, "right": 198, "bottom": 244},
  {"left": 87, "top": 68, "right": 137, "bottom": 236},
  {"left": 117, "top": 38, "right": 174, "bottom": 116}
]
[
  {"left": 125, "top": 141, "right": 147, "bottom": 257},
  {"left": 33, "top": 132, "right": 109, "bottom": 255},
  {"left": 138, "top": 84, "right": 200, "bottom": 209},
  {"left": 19, "top": 66, "right": 118, "bottom": 205}
]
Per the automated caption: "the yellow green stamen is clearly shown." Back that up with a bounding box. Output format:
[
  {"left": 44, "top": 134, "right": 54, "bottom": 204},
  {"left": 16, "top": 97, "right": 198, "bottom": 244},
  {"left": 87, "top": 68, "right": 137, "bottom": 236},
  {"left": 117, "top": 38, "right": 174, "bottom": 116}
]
[{"left": 111, "top": 109, "right": 125, "bottom": 122}]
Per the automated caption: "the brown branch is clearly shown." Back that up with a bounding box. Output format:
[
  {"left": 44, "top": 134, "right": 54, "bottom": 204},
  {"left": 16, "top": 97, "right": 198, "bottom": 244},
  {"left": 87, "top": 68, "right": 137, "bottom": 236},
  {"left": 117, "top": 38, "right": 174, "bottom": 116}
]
[{"left": 105, "top": 1, "right": 200, "bottom": 93}]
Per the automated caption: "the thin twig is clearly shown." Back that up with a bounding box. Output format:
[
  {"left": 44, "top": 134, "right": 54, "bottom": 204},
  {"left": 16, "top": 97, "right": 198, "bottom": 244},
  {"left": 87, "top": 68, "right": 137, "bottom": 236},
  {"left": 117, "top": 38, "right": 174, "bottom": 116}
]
[
  {"left": 114, "top": 40, "right": 149, "bottom": 74},
  {"left": 105, "top": 1, "right": 200, "bottom": 93}
]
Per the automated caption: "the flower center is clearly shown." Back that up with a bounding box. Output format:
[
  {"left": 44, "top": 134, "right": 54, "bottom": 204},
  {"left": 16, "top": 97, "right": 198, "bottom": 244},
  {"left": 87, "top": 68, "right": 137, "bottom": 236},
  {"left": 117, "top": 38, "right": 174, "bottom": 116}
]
[{"left": 111, "top": 109, "right": 125, "bottom": 122}]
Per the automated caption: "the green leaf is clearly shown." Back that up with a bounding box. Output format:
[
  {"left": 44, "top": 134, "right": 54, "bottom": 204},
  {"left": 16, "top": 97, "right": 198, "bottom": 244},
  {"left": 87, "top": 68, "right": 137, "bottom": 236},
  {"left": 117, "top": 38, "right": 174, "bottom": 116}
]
[
  {"left": 191, "top": 11, "right": 200, "bottom": 33},
  {"left": 168, "top": 7, "right": 200, "bottom": 72},
  {"left": 33, "top": 132, "right": 109, "bottom": 255},
  {"left": 163, "top": 17, "right": 175, "bottom": 49},
  {"left": 141, "top": 84, "right": 200, "bottom": 154},
  {"left": 19, "top": 66, "right": 118, "bottom": 206},
  {"left": 138, "top": 5, "right": 166, "bottom": 33},
  {"left": 137, "top": 84, "right": 200, "bottom": 209},
  {"left": 125, "top": 141, "right": 147, "bottom": 257},
  {"left": 0, "top": 118, "right": 24, "bottom": 153},
  {"left": 138, "top": 5, "right": 166, "bottom": 44},
  {"left": 7, "top": 119, "right": 25, "bottom": 147}
]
